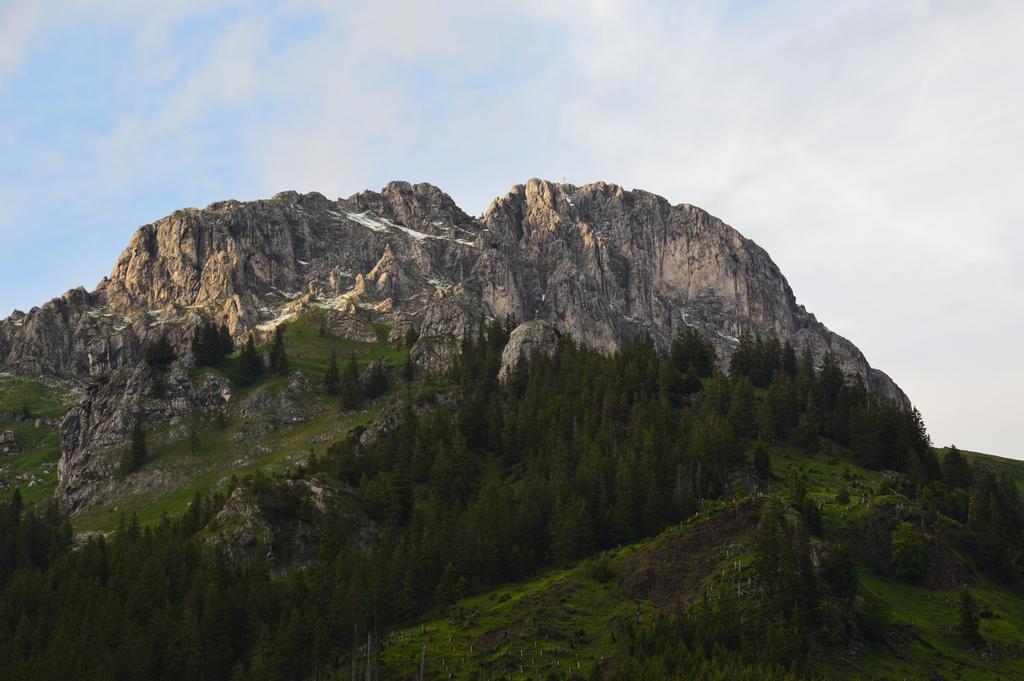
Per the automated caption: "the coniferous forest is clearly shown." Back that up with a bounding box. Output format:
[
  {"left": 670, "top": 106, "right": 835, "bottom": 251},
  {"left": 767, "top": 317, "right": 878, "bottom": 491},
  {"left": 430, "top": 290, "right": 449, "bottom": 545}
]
[{"left": 1, "top": 323, "right": 1022, "bottom": 680}]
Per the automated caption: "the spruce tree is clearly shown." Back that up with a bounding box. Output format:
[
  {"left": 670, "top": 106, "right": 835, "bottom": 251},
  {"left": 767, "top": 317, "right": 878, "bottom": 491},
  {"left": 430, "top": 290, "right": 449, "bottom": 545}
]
[
  {"left": 238, "top": 335, "right": 263, "bottom": 385},
  {"left": 144, "top": 335, "right": 176, "bottom": 369},
  {"left": 364, "top": 361, "right": 388, "bottom": 399},
  {"left": 269, "top": 325, "right": 288, "bottom": 374},
  {"left": 340, "top": 353, "right": 362, "bottom": 409},
  {"left": 403, "top": 325, "right": 419, "bottom": 348},
  {"left": 890, "top": 522, "right": 924, "bottom": 579},
  {"left": 943, "top": 445, "right": 972, "bottom": 490},
  {"left": 727, "top": 377, "right": 757, "bottom": 437},
  {"left": 218, "top": 324, "right": 235, "bottom": 358},
  {"left": 781, "top": 340, "right": 798, "bottom": 377},
  {"left": 752, "top": 441, "right": 772, "bottom": 479},
  {"left": 324, "top": 351, "right": 341, "bottom": 396},
  {"left": 958, "top": 586, "right": 981, "bottom": 644},
  {"left": 191, "top": 325, "right": 206, "bottom": 364}
]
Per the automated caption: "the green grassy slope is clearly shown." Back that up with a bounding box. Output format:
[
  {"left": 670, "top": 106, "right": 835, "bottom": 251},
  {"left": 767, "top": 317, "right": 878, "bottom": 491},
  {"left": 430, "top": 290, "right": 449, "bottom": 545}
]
[
  {"left": 75, "top": 315, "right": 408, "bottom": 533},
  {"left": 0, "top": 373, "right": 73, "bottom": 504},
  {"left": 376, "top": 444, "right": 1024, "bottom": 681},
  {"left": 377, "top": 502, "right": 762, "bottom": 680},
  {"left": 955, "top": 447, "right": 1024, "bottom": 493}
]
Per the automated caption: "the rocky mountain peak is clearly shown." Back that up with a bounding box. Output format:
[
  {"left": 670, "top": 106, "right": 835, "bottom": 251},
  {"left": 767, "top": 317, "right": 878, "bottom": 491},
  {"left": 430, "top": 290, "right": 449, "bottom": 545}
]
[{"left": 0, "top": 179, "right": 908, "bottom": 406}]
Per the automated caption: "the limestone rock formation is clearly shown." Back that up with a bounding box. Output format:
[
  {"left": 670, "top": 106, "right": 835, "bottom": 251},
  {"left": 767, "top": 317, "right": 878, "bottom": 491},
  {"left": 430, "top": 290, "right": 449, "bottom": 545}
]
[
  {"left": 0, "top": 179, "right": 907, "bottom": 405},
  {"left": 0, "top": 179, "right": 912, "bottom": 512},
  {"left": 499, "top": 320, "right": 560, "bottom": 380}
]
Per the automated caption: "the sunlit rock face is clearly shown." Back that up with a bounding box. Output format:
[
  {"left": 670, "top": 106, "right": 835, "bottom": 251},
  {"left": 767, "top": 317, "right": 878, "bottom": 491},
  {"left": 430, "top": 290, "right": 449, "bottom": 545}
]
[{"left": 0, "top": 179, "right": 906, "bottom": 404}]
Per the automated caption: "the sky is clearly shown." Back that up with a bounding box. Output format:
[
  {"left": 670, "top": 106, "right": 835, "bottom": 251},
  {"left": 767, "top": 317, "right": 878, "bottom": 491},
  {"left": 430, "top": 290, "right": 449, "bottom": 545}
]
[{"left": 1, "top": 0, "right": 1022, "bottom": 459}]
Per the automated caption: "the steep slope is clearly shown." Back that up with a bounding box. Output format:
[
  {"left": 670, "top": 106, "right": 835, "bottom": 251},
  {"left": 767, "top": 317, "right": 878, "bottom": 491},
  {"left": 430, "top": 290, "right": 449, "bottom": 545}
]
[
  {"left": 0, "top": 180, "right": 914, "bottom": 514},
  {"left": 0, "top": 179, "right": 905, "bottom": 402}
]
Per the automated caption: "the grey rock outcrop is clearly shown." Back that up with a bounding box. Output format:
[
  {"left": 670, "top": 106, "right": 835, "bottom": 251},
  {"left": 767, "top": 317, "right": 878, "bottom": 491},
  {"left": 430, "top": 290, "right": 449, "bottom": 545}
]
[
  {"left": 207, "top": 476, "right": 373, "bottom": 570},
  {"left": 0, "top": 179, "right": 908, "bottom": 405},
  {"left": 2, "top": 179, "right": 913, "bottom": 512},
  {"left": 499, "top": 320, "right": 560, "bottom": 380},
  {"left": 57, "top": 362, "right": 231, "bottom": 513}
]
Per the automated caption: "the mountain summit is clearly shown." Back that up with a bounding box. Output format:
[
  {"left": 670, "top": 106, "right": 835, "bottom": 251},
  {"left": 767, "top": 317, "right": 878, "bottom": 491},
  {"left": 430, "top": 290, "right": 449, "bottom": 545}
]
[{"left": 0, "top": 179, "right": 905, "bottom": 403}]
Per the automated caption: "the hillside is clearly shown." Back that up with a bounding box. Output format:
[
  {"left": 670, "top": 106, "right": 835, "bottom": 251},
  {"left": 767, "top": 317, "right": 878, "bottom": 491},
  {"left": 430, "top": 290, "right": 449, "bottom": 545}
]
[
  {"left": 0, "top": 182, "right": 1021, "bottom": 680},
  {"left": 0, "top": 317, "right": 1022, "bottom": 680},
  {"left": 379, "top": 448, "right": 1024, "bottom": 680}
]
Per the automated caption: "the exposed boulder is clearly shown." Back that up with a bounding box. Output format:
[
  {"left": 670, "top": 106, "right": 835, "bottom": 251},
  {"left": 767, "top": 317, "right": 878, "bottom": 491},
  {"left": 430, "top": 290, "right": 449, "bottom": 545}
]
[
  {"left": 499, "top": 320, "right": 560, "bottom": 380},
  {"left": 206, "top": 475, "right": 373, "bottom": 570}
]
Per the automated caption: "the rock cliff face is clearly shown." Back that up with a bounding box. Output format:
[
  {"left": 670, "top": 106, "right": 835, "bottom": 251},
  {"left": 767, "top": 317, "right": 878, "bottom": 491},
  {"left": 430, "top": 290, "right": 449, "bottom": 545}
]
[
  {"left": 1, "top": 179, "right": 910, "bottom": 512},
  {"left": 0, "top": 179, "right": 906, "bottom": 402}
]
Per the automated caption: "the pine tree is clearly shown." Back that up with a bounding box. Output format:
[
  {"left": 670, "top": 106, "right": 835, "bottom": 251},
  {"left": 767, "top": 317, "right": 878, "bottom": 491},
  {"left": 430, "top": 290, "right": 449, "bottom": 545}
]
[
  {"left": 324, "top": 351, "right": 341, "bottom": 396},
  {"left": 144, "top": 335, "right": 176, "bottom": 369},
  {"left": 269, "top": 325, "right": 288, "bottom": 374},
  {"left": 238, "top": 335, "right": 263, "bottom": 384},
  {"left": 727, "top": 377, "right": 757, "bottom": 437},
  {"left": 403, "top": 325, "right": 419, "bottom": 348},
  {"left": 958, "top": 586, "right": 981, "bottom": 645},
  {"left": 781, "top": 341, "right": 798, "bottom": 377},
  {"left": 364, "top": 361, "right": 388, "bottom": 399},
  {"left": 549, "top": 495, "right": 594, "bottom": 563},
  {"left": 401, "top": 354, "right": 416, "bottom": 382},
  {"left": 435, "top": 563, "right": 465, "bottom": 608},
  {"left": 890, "top": 522, "right": 924, "bottom": 580},
  {"left": 218, "top": 324, "right": 235, "bottom": 358},
  {"left": 191, "top": 325, "right": 206, "bottom": 364},
  {"left": 819, "top": 352, "right": 844, "bottom": 410},
  {"left": 340, "top": 353, "right": 362, "bottom": 409},
  {"left": 752, "top": 441, "right": 772, "bottom": 479},
  {"left": 943, "top": 445, "right": 972, "bottom": 490}
]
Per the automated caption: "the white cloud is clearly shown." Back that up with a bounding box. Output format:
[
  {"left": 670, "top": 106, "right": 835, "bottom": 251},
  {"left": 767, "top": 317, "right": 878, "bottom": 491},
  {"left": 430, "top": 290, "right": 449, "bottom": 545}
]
[{"left": 3, "top": 0, "right": 1023, "bottom": 458}]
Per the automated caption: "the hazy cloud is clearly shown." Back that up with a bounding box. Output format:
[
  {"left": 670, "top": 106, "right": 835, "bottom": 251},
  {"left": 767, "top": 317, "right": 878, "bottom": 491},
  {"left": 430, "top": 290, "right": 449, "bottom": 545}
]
[
  {"left": 2, "top": 0, "right": 1022, "bottom": 458},
  {"left": 0, "top": 2, "right": 43, "bottom": 83}
]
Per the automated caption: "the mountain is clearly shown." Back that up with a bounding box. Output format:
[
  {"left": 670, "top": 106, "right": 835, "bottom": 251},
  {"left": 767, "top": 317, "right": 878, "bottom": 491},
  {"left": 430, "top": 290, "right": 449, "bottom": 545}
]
[
  {"left": 0, "top": 179, "right": 905, "bottom": 403},
  {"left": 2, "top": 184, "right": 1024, "bottom": 680}
]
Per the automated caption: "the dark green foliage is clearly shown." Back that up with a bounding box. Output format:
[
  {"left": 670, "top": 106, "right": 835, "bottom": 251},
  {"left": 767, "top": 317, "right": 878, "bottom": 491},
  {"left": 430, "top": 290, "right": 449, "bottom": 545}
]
[
  {"left": 324, "top": 351, "right": 341, "bottom": 396},
  {"left": 191, "top": 321, "right": 234, "bottom": 366},
  {"left": 958, "top": 586, "right": 981, "bottom": 645},
  {"left": 730, "top": 333, "right": 787, "bottom": 388},
  {"left": 339, "top": 353, "right": 361, "bottom": 409},
  {"left": 727, "top": 377, "right": 757, "bottom": 437},
  {"left": 3, "top": 326, "right": 1021, "bottom": 680},
  {"left": 237, "top": 335, "right": 263, "bottom": 385},
  {"left": 752, "top": 441, "right": 772, "bottom": 479},
  {"left": 943, "top": 445, "right": 972, "bottom": 490},
  {"left": 218, "top": 323, "right": 234, "bottom": 357},
  {"left": 435, "top": 563, "right": 466, "bottom": 608},
  {"left": 268, "top": 325, "right": 288, "bottom": 374},
  {"left": 401, "top": 353, "right": 416, "bottom": 382},
  {"left": 890, "top": 521, "right": 925, "bottom": 580},
  {"left": 669, "top": 328, "right": 716, "bottom": 378},
  {"left": 0, "top": 491, "right": 70, "bottom": 591},
  {"left": 618, "top": 501, "right": 827, "bottom": 677},
  {"left": 144, "top": 335, "right": 176, "bottom": 369},
  {"left": 402, "top": 325, "right": 419, "bottom": 348},
  {"left": 363, "top": 361, "right": 388, "bottom": 399}
]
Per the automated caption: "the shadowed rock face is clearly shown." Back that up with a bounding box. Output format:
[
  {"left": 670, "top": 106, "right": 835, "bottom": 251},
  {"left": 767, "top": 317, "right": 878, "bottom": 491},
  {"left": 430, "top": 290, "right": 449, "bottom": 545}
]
[{"left": 0, "top": 179, "right": 908, "bottom": 405}]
